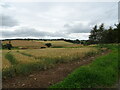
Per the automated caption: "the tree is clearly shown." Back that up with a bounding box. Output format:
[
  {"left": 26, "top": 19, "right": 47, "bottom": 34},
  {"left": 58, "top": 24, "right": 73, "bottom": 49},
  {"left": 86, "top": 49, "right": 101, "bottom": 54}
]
[
  {"left": 114, "top": 23, "right": 120, "bottom": 43},
  {"left": 6, "top": 41, "right": 12, "bottom": 50},
  {"left": 6, "top": 43, "right": 12, "bottom": 50},
  {"left": 45, "top": 43, "right": 52, "bottom": 47},
  {"left": 89, "top": 25, "right": 98, "bottom": 44},
  {"left": 75, "top": 39, "right": 80, "bottom": 44},
  {"left": 89, "top": 23, "right": 119, "bottom": 44},
  {"left": 97, "top": 23, "right": 105, "bottom": 43},
  {"left": 107, "top": 26, "right": 114, "bottom": 43}
]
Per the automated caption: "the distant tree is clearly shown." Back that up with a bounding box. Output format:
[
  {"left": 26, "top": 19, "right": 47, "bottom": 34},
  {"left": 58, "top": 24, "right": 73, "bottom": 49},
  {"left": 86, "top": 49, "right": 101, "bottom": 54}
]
[
  {"left": 89, "top": 23, "right": 119, "bottom": 44},
  {"left": 107, "top": 26, "right": 114, "bottom": 43},
  {"left": 0, "top": 41, "right": 2, "bottom": 49},
  {"left": 45, "top": 43, "right": 52, "bottom": 47},
  {"left": 114, "top": 23, "right": 120, "bottom": 43},
  {"left": 6, "top": 41, "right": 12, "bottom": 50},
  {"left": 89, "top": 25, "right": 98, "bottom": 44},
  {"left": 83, "top": 40, "right": 90, "bottom": 46},
  {"left": 6, "top": 43, "right": 12, "bottom": 50},
  {"left": 75, "top": 39, "right": 80, "bottom": 44},
  {"left": 2, "top": 41, "right": 13, "bottom": 50},
  {"left": 97, "top": 23, "right": 105, "bottom": 43}
]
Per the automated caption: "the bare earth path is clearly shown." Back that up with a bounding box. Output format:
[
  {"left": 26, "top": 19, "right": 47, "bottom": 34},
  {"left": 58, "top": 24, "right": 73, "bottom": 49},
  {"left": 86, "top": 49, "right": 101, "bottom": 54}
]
[{"left": 2, "top": 50, "right": 111, "bottom": 88}]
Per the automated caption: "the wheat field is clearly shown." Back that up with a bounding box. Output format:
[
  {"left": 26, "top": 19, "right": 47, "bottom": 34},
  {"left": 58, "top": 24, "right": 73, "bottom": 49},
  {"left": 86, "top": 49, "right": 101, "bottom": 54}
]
[
  {"left": 2, "top": 47, "right": 98, "bottom": 70},
  {"left": 20, "top": 47, "right": 97, "bottom": 59},
  {"left": 2, "top": 40, "right": 80, "bottom": 48},
  {"left": 2, "top": 40, "right": 46, "bottom": 48}
]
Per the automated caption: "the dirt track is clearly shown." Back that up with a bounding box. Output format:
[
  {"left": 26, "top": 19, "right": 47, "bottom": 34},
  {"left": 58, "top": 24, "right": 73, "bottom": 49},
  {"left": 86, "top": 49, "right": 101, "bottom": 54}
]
[{"left": 2, "top": 50, "right": 111, "bottom": 88}]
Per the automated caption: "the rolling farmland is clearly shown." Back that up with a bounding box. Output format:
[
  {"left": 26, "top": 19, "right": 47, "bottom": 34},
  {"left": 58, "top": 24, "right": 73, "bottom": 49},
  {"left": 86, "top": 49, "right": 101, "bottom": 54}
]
[
  {"left": 2, "top": 47, "right": 99, "bottom": 74},
  {"left": 1, "top": 40, "right": 118, "bottom": 88},
  {"left": 2, "top": 40, "right": 46, "bottom": 49},
  {"left": 2, "top": 40, "right": 82, "bottom": 49}
]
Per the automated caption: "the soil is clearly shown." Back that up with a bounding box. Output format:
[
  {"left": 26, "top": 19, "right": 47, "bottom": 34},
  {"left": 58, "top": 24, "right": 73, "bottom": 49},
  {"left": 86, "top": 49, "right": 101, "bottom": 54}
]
[{"left": 2, "top": 50, "right": 111, "bottom": 88}]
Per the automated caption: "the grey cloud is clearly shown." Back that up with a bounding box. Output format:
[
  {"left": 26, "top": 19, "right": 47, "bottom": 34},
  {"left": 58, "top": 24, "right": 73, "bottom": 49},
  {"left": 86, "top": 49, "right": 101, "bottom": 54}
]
[
  {"left": 0, "top": 15, "right": 18, "bottom": 27},
  {"left": 2, "top": 27, "right": 67, "bottom": 38},
  {"left": 64, "top": 23, "right": 91, "bottom": 33},
  {"left": 48, "top": 31, "right": 67, "bottom": 37},
  {"left": 0, "top": 2, "right": 117, "bottom": 40},
  {"left": 2, "top": 27, "right": 47, "bottom": 38},
  {"left": 0, "top": 3, "right": 10, "bottom": 8}
]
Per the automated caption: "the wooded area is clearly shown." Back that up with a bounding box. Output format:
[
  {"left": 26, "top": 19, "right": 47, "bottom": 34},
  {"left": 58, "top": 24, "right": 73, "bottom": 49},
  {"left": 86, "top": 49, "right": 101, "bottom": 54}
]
[{"left": 89, "top": 23, "right": 120, "bottom": 44}]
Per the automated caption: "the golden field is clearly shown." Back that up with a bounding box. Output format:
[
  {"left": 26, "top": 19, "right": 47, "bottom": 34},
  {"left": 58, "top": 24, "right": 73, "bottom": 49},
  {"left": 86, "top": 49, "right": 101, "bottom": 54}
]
[
  {"left": 2, "top": 40, "right": 81, "bottom": 49},
  {"left": 2, "top": 40, "right": 46, "bottom": 48},
  {"left": 2, "top": 47, "right": 98, "bottom": 70}
]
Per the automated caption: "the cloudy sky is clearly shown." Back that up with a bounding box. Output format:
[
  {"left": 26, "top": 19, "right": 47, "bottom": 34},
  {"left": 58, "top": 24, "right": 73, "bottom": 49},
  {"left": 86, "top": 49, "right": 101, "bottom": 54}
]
[{"left": 0, "top": 1, "right": 118, "bottom": 40}]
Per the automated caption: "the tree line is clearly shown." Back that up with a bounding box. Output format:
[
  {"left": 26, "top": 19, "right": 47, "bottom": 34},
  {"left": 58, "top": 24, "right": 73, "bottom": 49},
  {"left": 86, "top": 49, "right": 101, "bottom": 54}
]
[{"left": 89, "top": 23, "right": 120, "bottom": 44}]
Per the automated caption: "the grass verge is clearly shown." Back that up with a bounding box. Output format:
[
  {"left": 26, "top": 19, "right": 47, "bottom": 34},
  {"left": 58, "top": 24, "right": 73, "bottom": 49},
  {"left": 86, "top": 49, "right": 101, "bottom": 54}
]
[{"left": 50, "top": 44, "right": 118, "bottom": 88}]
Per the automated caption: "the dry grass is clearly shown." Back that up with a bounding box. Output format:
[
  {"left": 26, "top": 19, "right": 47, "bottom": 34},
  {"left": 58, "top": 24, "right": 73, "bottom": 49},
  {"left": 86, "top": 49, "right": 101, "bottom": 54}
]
[
  {"left": 38, "top": 40, "right": 73, "bottom": 45},
  {"left": 2, "top": 47, "right": 99, "bottom": 77},
  {"left": 64, "top": 44, "right": 83, "bottom": 48},
  {"left": 19, "top": 47, "right": 98, "bottom": 62},
  {"left": 2, "top": 47, "right": 98, "bottom": 69},
  {"left": 2, "top": 40, "right": 76, "bottom": 48},
  {"left": 2, "top": 40, "right": 46, "bottom": 48},
  {"left": 38, "top": 40, "right": 73, "bottom": 47},
  {"left": 12, "top": 52, "right": 40, "bottom": 64}
]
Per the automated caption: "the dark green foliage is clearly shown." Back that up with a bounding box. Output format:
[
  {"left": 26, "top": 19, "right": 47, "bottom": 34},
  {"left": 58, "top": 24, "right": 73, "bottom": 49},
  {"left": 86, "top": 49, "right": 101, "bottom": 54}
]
[
  {"left": 41, "top": 47, "right": 46, "bottom": 49},
  {"left": 2, "top": 43, "right": 13, "bottom": 50},
  {"left": 83, "top": 41, "right": 91, "bottom": 46},
  {"left": 74, "top": 39, "right": 81, "bottom": 44},
  {"left": 2, "top": 44, "right": 8, "bottom": 49},
  {"left": 50, "top": 44, "right": 118, "bottom": 88},
  {"left": 0, "top": 41, "right": 1, "bottom": 45},
  {"left": 89, "top": 25, "right": 98, "bottom": 44},
  {"left": 6, "top": 43, "right": 12, "bottom": 50},
  {"left": 45, "top": 43, "right": 52, "bottom": 47},
  {"left": 89, "top": 23, "right": 120, "bottom": 44}
]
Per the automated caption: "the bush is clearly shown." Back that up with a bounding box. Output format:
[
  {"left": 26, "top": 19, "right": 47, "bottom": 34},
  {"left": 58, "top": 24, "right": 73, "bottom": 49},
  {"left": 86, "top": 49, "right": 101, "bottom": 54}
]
[
  {"left": 2, "top": 43, "right": 13, "bottom": 50},
  {"left": 45, "top": 43, "right": 52, "bottom": 47}
]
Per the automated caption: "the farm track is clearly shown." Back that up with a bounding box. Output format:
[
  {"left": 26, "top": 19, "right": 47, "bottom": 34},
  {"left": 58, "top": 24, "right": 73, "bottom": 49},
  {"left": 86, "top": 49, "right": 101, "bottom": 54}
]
[{"left": 2, "top": 50, "right": 111, "bottom": 88}]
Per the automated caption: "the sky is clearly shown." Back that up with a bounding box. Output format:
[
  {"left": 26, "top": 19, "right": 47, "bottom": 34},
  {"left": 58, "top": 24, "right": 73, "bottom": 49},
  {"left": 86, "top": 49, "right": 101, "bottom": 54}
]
[{"left": 0, "top": 1, "right": 118, "bottom": 40}]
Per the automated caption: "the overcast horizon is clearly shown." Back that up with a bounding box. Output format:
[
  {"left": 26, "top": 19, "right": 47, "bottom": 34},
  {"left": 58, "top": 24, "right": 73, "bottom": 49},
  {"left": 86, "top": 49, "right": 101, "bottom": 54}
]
[{"left": 0, "top": 2, "right": 118, "bottom": 40}]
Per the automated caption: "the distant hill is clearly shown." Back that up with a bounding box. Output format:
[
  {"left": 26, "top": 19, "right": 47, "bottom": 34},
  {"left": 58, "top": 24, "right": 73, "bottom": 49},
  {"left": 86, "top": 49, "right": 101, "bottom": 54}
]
[
  {"left": 2, "top": 40, "right": 46, "bottom": 49},
  {"left": 2, "top": 39, "right": 82, "bottom": 49}
]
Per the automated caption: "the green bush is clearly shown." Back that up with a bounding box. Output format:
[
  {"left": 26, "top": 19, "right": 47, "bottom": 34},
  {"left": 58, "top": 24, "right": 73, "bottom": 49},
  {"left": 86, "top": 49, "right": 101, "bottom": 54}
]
[{"left": 45, "top": 43, "right": 52, "bottom": 47}]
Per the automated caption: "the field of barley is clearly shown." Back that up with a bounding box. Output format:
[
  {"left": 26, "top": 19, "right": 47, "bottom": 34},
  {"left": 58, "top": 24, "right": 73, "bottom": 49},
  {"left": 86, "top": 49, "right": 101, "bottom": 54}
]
[
  {"left": 2, "top": 40, "right": 83, "bottom": 49},
  {"left": 2, "top": 46, "right": 100, "bottom": 78},
  {"left": 2, "top": 40, "right": 46, "bottom": 49}
]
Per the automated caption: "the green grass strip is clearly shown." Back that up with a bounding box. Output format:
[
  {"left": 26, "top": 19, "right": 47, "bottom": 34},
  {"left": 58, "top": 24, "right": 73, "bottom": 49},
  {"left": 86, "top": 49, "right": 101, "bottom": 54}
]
[
  {"left": 5, "top": 52, "right": 18, "bottom": 65},
  {"left": 50, "top": 44, "right": 118, "bottom": 88}
]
